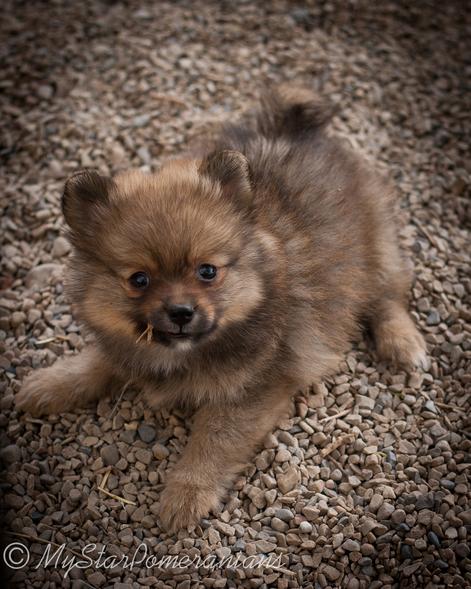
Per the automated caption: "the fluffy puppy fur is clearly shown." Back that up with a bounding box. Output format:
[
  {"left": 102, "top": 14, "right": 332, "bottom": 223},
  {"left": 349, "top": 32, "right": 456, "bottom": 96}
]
[{"left": 16, "top": 86, "right": 428, "bottom": 531}]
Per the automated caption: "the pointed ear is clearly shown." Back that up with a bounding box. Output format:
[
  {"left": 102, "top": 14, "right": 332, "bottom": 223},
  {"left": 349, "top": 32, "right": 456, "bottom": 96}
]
[
  {"left": 199, "top": 150, "right": 252, "bottom": 207},
  {"left": 62, "top": 169, "right": 114, "bottom": 231}
]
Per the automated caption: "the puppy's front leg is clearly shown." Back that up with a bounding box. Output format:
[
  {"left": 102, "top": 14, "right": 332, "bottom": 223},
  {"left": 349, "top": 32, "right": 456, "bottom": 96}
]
[
  {"left": 159, "top": 390, "right": 292, "bottom": 532},
  {"left": 16, "top": 345, "right": 121, "bottom": 416}
]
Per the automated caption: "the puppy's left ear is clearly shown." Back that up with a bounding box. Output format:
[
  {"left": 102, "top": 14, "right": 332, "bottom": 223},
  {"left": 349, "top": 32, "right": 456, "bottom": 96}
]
[{"left": 199, "top": 150, "right": 252, "bottom": 207}]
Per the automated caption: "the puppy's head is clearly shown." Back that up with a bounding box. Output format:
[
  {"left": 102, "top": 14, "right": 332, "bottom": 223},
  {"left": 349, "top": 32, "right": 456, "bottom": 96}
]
[{"left": 63, "top": 152, "right": 265, "bottom": 352}]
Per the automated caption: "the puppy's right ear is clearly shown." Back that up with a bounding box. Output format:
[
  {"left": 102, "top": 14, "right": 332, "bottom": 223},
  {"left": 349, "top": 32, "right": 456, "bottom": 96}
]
[
  {"left": 62, "top": 170, "right": 114, "bottom": 232},
  {"left": 199, "top": 150, "right": 252, "bottom": 208}
]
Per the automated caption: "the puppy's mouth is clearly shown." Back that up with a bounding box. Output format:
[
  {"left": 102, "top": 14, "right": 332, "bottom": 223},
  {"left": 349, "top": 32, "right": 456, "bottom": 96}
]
[
  {"left": 136, "top": 323, "right": 215, "bottom": 346},
  {"left": 157, "top": 331, "right": 191, "bottom": 341}
]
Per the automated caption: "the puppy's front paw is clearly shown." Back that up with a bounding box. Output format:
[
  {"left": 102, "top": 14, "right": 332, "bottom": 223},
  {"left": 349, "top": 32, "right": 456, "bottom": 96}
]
[
  {"left": 16, "top": 367, "right": 71, "bottom": 416},
  {"left": 159, "top": 477, "right": 222, "bottom": 533}
]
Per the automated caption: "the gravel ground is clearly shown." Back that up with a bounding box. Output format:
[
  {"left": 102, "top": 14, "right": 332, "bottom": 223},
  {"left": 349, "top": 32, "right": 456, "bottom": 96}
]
[{"left": 1, "top": 1, "right": 470, "bottom": 588}]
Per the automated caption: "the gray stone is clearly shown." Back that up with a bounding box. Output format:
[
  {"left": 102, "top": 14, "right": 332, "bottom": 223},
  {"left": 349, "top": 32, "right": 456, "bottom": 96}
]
[
  {"left": 27, "top": 309, "right": 42, "bottom": 323},
  {"left": 137, "top": 146, "right": 151, "bottom": 164},
  {"left": 430, "top": 423, "right": 447, "bottom": 437},
  {"left": 299, "top": 521, "right": 313, "bottom": 534},
  {"left": 232, "top": 539, "right": 246, "bottom": 552},
  {"left": 456, "top": 543, "right": 470, "bottom": 558},
  {"left": 369, "top": 493, "right": 383, "bottom": 513},
  {"left": 69, "top": 489, "right": 82, "bottom": 504},
  {"left": 391, "top": 509, "right": 406, "bottom": 524},
  {"left": 424, "top": 400, "right": 438, "bottom": 414},
  {"left": 25, "top": 263, "right": 63, "bottom": 288},
  {"left": 152, "top": 443, "right": 170, "bottom": 460},
  {"left": 100, "top": 445, "right": 120, "bottom": 466},
  {"left": 415, "top": 493, "right": 435, "bottom": 510},
  {"left": 360, "top": 518, "right": 378, "bottom": 535},
  {"left": 255, "top": 539, "right": 276, "bottom": 553},
  {"left": 208, "top": 528, "right": 221, "bottom": 545},
  {"left": 271, "top": 517, "right": 288, "bottom": 532},
  {"left": 275, "top": 508, "right": 294, "bottom": 522},
  {"left": 356, "top": 395, "right": 375, "bottom": 410},
  {"left": 426, "top": 310, "right": 441, "bottom": 325},
  {"left": 323, "top": 565, "right": 341, "bottom": 581},
  {"left": 10, "top": 311, "right": 26, "bottom": 328},
  {"left": 87, "top": 571, "right": 106, "bottom": 587},
  {"left": 427, "top": 531, "right": 441, "bottom": 548},
  {"left": 52, "top": 236, "right": 71, "bottom": 258},
  {"left": 398, "top": 440, "right": 416, "bottom": 454},
  {"left": 247, "top": 486, "right": 266, "bottom": 509},
  {"left": 214, "top": 521, "right": 235, "bottom": 536},
  {"left": 0, "top": 444, "right": 21, "bottom": 464},
  {"left": 277, "top": 466, "right": 299, "bottom": 494},
  {"left": 348, "top": 475, "right": 361, "bottom": 487},
  {"left": 377, "top": 502, "right": 395, "bottom": 520},
  {"left": 137, "top": 424, "right": 156, "bottom": 443},
  {"left": 37, "top": 84, "right": 54, "bottom": 100},
  {"left": 342, "top": 539, "right": 360, "bottom": 551},
  {"left": 135, "top": 448, "right": 152, "bottom": 465}
]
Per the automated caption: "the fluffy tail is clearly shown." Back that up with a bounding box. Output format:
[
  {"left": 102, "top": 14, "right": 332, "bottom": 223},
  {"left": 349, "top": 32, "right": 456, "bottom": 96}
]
[{"left": 255, "top": 84, "right": 337, "bottom": 140}]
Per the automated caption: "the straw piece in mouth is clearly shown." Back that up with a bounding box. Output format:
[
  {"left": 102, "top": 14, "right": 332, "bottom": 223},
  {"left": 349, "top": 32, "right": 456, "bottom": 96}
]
[{"left": 135, "top": 323, "right": 153, "bottom": 344}]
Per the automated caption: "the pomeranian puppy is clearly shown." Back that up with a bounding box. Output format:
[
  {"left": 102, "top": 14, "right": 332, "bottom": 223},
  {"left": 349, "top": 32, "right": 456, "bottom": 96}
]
[{"left": 16, "top": 86, "right": 427, "bottom": 531}]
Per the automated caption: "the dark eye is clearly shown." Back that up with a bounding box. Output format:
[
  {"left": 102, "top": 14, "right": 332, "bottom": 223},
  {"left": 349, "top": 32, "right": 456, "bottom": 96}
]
[
  {"left": 129, "top": 271, "right": 150, "bottom": 290},
  {"left": 197, "top": 264, "right": 217, "bottom": 282}
]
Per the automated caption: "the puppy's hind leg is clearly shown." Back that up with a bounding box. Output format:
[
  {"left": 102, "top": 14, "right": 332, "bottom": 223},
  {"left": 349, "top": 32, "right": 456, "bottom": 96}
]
[
  {"left": 372, "top": 299, "right": 429, "bottom": 371},
  {"left": 367, "top": 194, "right": 429, "bottom": 372},
  {"left": 15, "top": 345, "right": 121, "bottom": 416}
]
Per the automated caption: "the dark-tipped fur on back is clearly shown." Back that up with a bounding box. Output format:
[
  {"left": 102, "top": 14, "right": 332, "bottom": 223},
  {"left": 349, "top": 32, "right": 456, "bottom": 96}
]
[
  {"left": 215, "top": 85, "right": 338, "bottom": 150},
  {"left": 256, "top": 85, "right": 338, "bottom": 140}
]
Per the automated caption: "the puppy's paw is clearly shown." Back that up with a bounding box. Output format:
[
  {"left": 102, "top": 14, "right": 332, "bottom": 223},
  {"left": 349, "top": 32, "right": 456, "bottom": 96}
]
[
  {"left": 375, "top": 314, "right": 429, "bottom": 371},
  {"left": 15, "top": 367, "right": 72, "bottom": 416},
  {"left": 159, "top": 477, "right": 222, "bottom": 533}
]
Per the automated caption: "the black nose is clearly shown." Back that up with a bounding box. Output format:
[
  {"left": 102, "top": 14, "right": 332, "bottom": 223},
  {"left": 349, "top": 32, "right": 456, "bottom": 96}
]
[{"left": 167, "top": 304, "right": 194, "bottom": 327}]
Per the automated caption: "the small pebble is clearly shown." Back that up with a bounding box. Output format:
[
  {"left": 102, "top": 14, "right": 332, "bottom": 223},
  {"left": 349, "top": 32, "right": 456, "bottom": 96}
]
[
  {"left": 137, "top": 424, "right": 156, "bottom": 443},
  {"left": 299, "top": 521, "right": 313, "bottom": 534}
]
